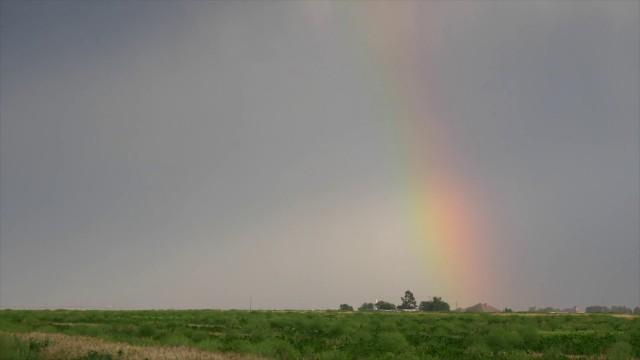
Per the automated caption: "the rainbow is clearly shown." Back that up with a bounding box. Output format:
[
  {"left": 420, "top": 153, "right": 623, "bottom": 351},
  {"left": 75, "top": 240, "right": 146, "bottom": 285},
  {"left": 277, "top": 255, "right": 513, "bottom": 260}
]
[{"left": 303, "top": 2, "right": 497, "bottom": 305}]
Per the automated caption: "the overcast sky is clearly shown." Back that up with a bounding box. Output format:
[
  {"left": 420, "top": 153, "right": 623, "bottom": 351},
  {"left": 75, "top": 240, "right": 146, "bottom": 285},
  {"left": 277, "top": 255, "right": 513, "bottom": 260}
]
[{"left": 1, "top": 0, "right": 638, "bottom": 310}]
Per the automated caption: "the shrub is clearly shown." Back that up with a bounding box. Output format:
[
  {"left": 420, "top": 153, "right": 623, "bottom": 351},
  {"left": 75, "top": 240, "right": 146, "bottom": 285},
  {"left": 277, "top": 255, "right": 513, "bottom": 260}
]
[
  {"left": 317, "top": 349, "right": 350, "bottom": 360},
  {"left": 137, "top": 324, "right": 155, "bottom": 338},
  {"left": 197, "top": 338, "right": 223, "bottom": 352},
  {"left": 184, "top": 329, "right": 208, "bottom": 343},
  {"left": 73, "top": 351, "right": 114, "bottom": 360},
  {"left": 541, "top": 347, "right": 566, "bottom": 360},
  {"left": 464, "top": 342, "right": 492, "bottom": 359},
  {"left": 256, "top": 338, "right": 300, "bottom": 359},
  {"left": 375, "top": 332, "right": 410, "bottom": 354},
  {"left": 498, "top": 350, "right": 530, "bottom": 360},
  {"left": 160, "top": 333, "right": 191, "bottom": 347},
  {"left": 606, "top": 341, "right": 633, "bottom": 360},
  {"left": 517, "top": 326, "right": 539, "bottom": 349},
  {"left": 485, "top": 329, "right": 509, "bottom": 350}
]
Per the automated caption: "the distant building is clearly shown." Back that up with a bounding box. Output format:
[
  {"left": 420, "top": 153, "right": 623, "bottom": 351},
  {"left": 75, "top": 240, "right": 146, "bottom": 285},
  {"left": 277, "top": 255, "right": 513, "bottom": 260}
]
[{"left": 398, "top": 308, "right": 418, "bottom": 312}]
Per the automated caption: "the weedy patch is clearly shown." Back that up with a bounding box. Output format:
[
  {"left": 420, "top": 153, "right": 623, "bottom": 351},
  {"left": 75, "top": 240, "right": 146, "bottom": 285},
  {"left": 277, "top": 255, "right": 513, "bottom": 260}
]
[
  {"left": 1, "top": 310, "right": 638, "bottom": 359},
  {"left": 4, "top": 332, "right": 263, "bottom": 360}
]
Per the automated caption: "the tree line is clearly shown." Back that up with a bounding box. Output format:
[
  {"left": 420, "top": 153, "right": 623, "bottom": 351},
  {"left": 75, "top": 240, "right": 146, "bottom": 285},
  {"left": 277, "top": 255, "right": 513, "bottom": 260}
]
[
  {"left": 339, "top": 290, "right": 451, "bottom": 312},
  {"left": 585, "top": 305, "right": 640, "bottom": 314}
]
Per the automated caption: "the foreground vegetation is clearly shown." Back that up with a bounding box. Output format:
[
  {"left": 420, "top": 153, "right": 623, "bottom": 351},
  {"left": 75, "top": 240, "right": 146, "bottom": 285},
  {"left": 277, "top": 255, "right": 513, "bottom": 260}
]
[{"left": 0, "top": 310, "right": 638, "bottom": 359}]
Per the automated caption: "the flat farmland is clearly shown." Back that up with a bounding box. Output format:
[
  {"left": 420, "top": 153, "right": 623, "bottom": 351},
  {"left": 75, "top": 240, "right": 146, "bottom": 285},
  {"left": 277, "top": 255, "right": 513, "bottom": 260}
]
[{"left": 0, "top": 310, "right": 638, "bottom": 359}]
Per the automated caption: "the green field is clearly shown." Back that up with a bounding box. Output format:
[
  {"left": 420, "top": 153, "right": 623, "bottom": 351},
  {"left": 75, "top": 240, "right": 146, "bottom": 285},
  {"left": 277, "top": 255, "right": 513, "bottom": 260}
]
[{"left": 0, "top": 310, "right": 638, "bottom": 359}]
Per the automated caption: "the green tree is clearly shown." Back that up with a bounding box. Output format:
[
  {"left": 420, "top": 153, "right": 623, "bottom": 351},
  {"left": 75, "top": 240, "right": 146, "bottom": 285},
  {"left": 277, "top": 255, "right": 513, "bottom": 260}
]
[
  {"left": 419, "top": 297, "right": 450, "bottom": 312},
  {"left": 375, "top": 300, "right": 396, "bottom": 311},
  {"left": 339, "top": 304, "right": 353, "bottom": 311},
  {"left": 398, "top": 290, "right": 417, "bottom": 310},
  {"left": 358, "top": 302, "right": 375, "bottom": 311}
]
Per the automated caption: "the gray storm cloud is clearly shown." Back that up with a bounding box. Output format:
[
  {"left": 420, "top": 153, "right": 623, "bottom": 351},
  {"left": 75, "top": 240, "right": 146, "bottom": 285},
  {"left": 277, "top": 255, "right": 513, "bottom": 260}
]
[{"left": 1, "top": 0, "right": 638, "bottom": 309}]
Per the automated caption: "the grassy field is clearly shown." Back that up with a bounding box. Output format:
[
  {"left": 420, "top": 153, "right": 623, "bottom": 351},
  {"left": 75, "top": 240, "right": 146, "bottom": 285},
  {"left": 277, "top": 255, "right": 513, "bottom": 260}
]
[{"left": 0, "top": 310, "right": 638, "bottom": 359}]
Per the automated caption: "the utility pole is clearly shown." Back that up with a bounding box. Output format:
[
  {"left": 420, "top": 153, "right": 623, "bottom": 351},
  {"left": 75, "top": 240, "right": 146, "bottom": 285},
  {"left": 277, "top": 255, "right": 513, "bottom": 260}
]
[{"left": 249, "top": 296, "right": 252, "bottom": 312}]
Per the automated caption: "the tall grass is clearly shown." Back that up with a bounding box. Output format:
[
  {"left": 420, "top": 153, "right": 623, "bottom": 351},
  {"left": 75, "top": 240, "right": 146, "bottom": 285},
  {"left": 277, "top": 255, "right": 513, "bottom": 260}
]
[{"left": 0, "top": 333, "right": 47, "bottom": 360}]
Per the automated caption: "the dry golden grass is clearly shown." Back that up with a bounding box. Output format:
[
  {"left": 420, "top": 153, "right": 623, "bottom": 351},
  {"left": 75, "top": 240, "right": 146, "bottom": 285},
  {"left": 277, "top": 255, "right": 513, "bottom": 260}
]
[{"left": 7, "top": 332, "right": 263, "bottom": 360}]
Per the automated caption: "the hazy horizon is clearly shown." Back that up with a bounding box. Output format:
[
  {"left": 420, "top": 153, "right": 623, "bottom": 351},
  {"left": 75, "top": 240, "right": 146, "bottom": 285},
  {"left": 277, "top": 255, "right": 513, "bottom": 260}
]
[{"left": 1, "top": 0, "right": 639, "bottom": 311}]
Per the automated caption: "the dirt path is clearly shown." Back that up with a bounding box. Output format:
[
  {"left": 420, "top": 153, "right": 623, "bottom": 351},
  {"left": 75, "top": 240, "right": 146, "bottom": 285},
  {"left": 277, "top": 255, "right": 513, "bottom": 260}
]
[{"left": 6, "top": 332, "right": 263, "bottom": 360}]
